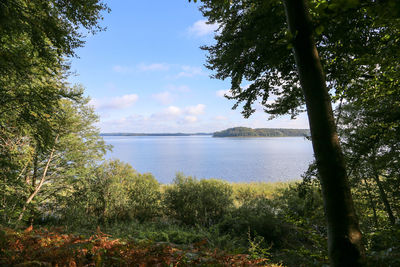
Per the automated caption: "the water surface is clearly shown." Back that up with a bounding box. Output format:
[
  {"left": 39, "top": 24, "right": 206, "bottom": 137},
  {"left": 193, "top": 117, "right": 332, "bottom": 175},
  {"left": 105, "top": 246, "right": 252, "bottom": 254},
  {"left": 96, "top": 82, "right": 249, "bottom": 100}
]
[{"left": 104, "top": 136, "right": 314, "bottom": 183}]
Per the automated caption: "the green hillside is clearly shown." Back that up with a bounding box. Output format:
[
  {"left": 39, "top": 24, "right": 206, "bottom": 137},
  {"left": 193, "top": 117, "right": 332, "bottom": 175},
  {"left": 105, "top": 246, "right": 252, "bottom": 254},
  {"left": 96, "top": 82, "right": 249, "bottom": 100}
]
[{"left": 213, "top": 127, "right": 310, "bottom": 137}]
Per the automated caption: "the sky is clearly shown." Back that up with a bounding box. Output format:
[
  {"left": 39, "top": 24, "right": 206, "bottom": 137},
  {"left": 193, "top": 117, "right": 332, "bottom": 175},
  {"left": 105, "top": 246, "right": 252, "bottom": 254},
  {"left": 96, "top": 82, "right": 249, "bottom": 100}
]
[{"left": 68, "top": 0, "right": 309, "bottom": 133}]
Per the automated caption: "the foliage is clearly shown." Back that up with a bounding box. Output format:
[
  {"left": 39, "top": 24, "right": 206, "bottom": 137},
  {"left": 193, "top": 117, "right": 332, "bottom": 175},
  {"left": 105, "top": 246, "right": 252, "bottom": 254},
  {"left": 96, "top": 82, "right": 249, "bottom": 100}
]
[
  {"left": 164, "top": 174, "right": 233, "bottom": 227},
  {"left": 128, "top": 172, "right": 162, "bottom": 222},
  {"left": 0, "top": 87, "right": 108, "bottom": 226},
  {"left": 63, "top": 160, "right": 162, "bottom": 225},
  {"left": 338, "top": 100, "right": 400, "bottom": 224},
  {"left": 213, "top": 127, "right": 310, "bottom": 137},
  {"left": 218, "top": 197, "right": 285, "bottom": 247},
  {"left": 335, "top": 94, "right": 400, "bottom": 265},
  {"left": 232, "top": 181, "right": 291, "bottom": 205},
  {"left": 190, "top": 0, "right": 400, "bottom": 264},
  {"left": 189, "top": 0, "right": 400, "bottom": 119},
  {"left": 8, "top": 171, "right": 400, "bottom": 266},
  {"left": 0, "top": 0, "right": 109, "bottom": 152},
  {"left": 2, "top": 1, "right": 399, "bottom": 265},
  {"left": 0, "top": 226, "right": 277, "bottom": 266},
  {"left": 0, "top": 0, "right": 109, "bottom": 226}
]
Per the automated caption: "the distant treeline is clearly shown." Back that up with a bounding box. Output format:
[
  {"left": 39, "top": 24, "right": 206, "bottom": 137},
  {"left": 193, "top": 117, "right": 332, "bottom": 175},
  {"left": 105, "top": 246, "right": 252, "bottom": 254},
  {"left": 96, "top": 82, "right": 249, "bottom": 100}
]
[
  {"left": 100, "top": 133, "right": 212, "bottom": 136},
  {"left": 213, "top": 127, "right": 310, "bottom": 137},
  {"left": 100, "top": 128, "right": 310, "bottom": 137}
]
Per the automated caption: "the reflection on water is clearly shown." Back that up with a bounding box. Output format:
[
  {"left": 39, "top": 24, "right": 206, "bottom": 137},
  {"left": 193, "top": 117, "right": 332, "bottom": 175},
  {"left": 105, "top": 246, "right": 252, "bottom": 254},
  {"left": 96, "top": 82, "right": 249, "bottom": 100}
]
[{"left": 104, "top": 136, "right": 314, "bottom": 184}]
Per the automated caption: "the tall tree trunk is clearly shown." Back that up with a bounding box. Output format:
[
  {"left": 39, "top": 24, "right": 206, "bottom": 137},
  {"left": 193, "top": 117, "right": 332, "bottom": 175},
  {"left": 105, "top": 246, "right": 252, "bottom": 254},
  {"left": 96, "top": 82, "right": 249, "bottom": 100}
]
[
  {"left": 370, "top": 151, "right": 396, "bottom": 225},
  {"left": 363, "top": 176, "right": 379, "bottom": 228},
  {"left": 371, "top": 165, "right": 395, "bottom": 225},
  {"left": 282, "top": 0, "right": 365, "bottom": 266}
]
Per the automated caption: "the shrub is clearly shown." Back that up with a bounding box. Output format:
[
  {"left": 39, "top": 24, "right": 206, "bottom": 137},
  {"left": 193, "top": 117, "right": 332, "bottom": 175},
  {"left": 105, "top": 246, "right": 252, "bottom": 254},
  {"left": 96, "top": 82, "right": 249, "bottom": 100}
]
[
  {"left": 61, "top": 160, "right": 161, "bottom": 225},
  {"left": 127, "top": 173, "right": 161, "bottom": 222},
  {"left": 164, "top": 174, "right": 233, "bottom": 226},
  {"left": 218, "top": 196, "right": 286, "bottom": 247}
]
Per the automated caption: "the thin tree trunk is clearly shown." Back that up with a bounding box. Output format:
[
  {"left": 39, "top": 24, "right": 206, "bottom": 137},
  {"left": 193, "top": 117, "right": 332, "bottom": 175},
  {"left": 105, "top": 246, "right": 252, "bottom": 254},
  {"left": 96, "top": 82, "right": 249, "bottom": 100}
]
[
  {"left": 29, "top": 152, "right": 39, "bottom": 224},
  {"left": 363, "top": 176, "right": 379, "bottom": 228},
  {"left": 370, "top": 150, "right": 396, "bottom": 225},
  {"left": 282, "top": 0, "right": 365, "bottom": 266},
  {"left": 32, "top": 152, "right": 38, "bottom": 188},
  {"left": 372, "top": 170, "right": 395, "bottom": 225},
  {"left": 335, "top": 96, "right": 344, "bottom": 126},
  {"left": 17, "top": 135, "right": 59, "bottom": 222}
]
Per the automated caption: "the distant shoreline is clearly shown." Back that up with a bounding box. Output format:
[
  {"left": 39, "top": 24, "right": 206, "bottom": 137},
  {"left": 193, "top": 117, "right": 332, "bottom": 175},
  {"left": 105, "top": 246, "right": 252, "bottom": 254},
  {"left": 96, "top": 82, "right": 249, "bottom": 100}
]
[
  {"left": 213, "top": 127, "right": 310, "bottom": 138},
  {"left": 100, "top": 134, "right": 308, "bottom": 138},
  {"left": 100, "top": 133, "right": 212, "bottom": 137},
  {"left": 101, "top": 127, "right": 311, "bottom": 138},
  {"left": 212, "top": 135, "right": 309, "bottom": 138}
]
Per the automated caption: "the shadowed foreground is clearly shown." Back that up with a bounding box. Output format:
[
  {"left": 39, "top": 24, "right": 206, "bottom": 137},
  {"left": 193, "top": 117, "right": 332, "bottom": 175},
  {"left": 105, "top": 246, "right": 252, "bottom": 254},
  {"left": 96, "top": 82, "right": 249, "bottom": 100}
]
[{"left": 0, "top": 227, "right": 280, "bottom": 266}]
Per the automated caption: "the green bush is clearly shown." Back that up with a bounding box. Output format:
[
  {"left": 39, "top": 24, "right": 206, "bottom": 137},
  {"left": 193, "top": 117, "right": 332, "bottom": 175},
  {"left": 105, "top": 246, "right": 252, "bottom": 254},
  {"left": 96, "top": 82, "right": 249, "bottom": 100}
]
[
  {"left": 164, "top": 174, "right": 233, "bottom": 226},
  {"left": 127, "top": 172, "right": 161, "bottom": 222},
  {"left": 61, "top": 160, "right": 161, "bottom": 225},
  {"left": 218, "top": 196, "right": 286, "bottom": 247}
]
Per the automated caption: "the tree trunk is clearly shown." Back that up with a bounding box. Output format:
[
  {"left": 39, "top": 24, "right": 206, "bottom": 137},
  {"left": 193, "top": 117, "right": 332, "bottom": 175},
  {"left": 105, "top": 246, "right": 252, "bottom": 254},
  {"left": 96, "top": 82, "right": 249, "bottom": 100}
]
[
  {"left": 282, "top": 0, "right": 365, "bottom": 266},
  {"left": 370, "top": 151, "right": 396, "bottom": 225},
  {"left": 372, "top": 168, "right": 395, "bottom": 225},
  {"left": 17, "top": 135, "right": 58, "bottom": 223},
  {"left": 363, "top": 176, "right": 379, "bottom": 228}
]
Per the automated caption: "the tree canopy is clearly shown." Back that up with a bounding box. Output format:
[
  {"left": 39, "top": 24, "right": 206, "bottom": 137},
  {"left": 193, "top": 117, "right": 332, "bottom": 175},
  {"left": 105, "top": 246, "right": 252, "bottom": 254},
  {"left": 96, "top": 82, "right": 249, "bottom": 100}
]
[
  {"left": 190, "top": 0, "right": 400, "bottom": 265},
  {"left": 0, "top": 0, "right": 109, "bottom": 225},
  {"left": 0, "top": 0, "right": 109, "bottom": 151},
  {"left": 193, "top": 0, "right": 399, "bottom": 118}
]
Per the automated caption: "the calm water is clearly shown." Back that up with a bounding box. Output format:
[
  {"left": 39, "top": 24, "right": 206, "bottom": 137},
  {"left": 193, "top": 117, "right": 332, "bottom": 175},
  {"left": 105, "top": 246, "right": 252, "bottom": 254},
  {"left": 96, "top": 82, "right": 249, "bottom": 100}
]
[{"left": 104, "top": 136, "right": 314, "bottom": 183}]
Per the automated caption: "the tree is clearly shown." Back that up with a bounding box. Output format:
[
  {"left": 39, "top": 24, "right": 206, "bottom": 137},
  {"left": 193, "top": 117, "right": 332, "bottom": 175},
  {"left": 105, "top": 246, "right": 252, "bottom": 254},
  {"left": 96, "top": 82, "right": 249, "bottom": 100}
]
[
  {"left": 338, "top": 99, "right": 400, "bottom": 227},
  {"left": 282, "top": 1, "right": 363, "bottom": 265},
  {"left": 2, "top": 86, "right": 109, "bottom": 225},
  {"left": 0, "top": 0, "right": 109, "bottom": 182},
  {"left": 188, "top": 0, "right": 399, "bottom": 265},
  {"left": 0, "top": 0, "right": 109, "bottom": 226}
]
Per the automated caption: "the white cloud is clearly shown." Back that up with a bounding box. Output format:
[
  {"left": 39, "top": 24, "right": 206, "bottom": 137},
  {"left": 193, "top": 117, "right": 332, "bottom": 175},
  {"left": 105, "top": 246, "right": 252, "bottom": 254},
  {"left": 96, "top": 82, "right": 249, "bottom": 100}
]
[
  {"left": 138, "top": 63, "right": 170, "bottom": 71},
  {"left": 97, "top": 106, "right": 309, "bottom": 133},
  {"left": 112, "top": 65, "right": 133, "bottom": 73},
  {"left": 90, "top": 94, "right": 139, "bottom": 110},
  {"left": 185, "top": 104, "right": 205, "bottom": 115},
  {"left": 183, "top": 115, "right": 198, "bottom": 123},
  {"left": 152, "top": 91, "right": 174, "bottom": 105},
  {"left": 149, "top": 104, "right": 205, "bottom": 123},
  {"left": 176, "top": 65, "right": 205, "bottom": 78},
  {"left": 150, "top": 107, "right": 180, "bottom": 121},
  {"left": 162, "top": 106, "right": 182, "bottom": 117},
  {"left": 187, "top": 19, "right": 219, "bottom": 37},
  {"left": 113, "top": 63, "right": 170, "bottom": 73}
]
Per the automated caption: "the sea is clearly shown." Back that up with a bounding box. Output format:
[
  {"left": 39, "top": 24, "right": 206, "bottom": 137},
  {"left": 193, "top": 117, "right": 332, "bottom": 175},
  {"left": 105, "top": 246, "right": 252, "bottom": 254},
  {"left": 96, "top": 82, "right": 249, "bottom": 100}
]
[{"left": 103, "top": 135, "right": 314, "bottom": 184}]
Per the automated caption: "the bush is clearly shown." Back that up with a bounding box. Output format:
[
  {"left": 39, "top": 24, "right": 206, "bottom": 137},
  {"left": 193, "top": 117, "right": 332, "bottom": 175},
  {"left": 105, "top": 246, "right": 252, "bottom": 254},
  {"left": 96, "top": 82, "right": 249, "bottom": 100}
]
[
  {"left": 164, "top": 174, "right": 233, "bottom": 226},
  {"left": 127, "top": 173, "right": 161, "bottom": 222},
  {"left": 61, "top": 160, "right": 161, "bottom": 225},
  {"left": 218, "top": 196, "right": 286, "bottom": 247}
]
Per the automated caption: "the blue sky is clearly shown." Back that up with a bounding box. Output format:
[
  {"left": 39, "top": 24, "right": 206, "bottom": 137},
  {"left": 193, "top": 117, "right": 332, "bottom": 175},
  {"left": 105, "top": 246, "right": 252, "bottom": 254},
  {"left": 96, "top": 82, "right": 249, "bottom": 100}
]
[{"left": 68, "top": 0, "right": 309, "bottom": 133}]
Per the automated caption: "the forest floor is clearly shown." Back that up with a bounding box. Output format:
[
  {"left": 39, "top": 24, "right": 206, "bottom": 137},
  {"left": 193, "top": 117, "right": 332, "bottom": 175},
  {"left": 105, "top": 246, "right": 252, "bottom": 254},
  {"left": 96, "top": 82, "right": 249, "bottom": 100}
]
[{"left": 0, "top": 226, "right": 281, "bottom": 266}]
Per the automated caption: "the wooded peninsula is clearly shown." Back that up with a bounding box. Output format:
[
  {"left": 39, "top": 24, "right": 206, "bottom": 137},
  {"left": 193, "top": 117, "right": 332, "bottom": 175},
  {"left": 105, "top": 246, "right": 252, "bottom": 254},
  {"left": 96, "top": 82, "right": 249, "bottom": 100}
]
[{"left": 213, "top": 127, "right": 310, "bottom": 137}]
